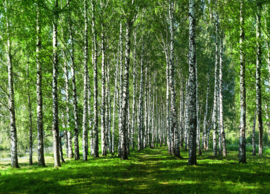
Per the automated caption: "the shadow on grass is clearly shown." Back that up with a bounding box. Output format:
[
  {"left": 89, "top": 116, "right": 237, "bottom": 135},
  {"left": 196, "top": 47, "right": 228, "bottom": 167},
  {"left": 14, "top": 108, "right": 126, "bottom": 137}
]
[{"left": 1, "top": 147, "right": 270, "bottom": 193}]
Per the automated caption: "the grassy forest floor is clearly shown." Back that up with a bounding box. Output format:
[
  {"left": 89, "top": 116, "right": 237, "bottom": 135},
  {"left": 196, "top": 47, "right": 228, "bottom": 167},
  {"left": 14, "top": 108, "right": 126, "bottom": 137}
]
[{"left": 1, "top": 146, "right": 270, "bottom": 194}]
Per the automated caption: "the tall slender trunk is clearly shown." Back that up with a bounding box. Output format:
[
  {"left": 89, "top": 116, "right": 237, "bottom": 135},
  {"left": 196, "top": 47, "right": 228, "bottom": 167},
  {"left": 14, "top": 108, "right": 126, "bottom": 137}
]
[
  {"left": 52, "top": 0, "right": 61, "bottom": 167},
  {"left": 92, "top": 0, "right": 99, "bottom": 158},
  {"left": 180, "top": 79, "right": 185, "bottom": 148},
  {"left": 148, "top": 75, "right": 151, "bottom": 148},
  {"left": 112, "top": 53, "right": 119, "bottom": 154},
  {"left": 131, "top": 30, "right": 137, "bottom": 151},
  {"left": 188, "top": 0, "right": 197, "bottom": 165},
  {"left": 184, "top": 79, "right": 189, "bottom": 151},
  {"left": 118, "top": 21, "right": 123, "bottom": 156},
  {"left": 126, "top": 92, "right": 130, "bottom": 155},
  {"left": 151, "top": 74, "right": 156, "bottom": 148},
  {"left": 108, "top": 65, "right": 112, "bottom": 153},
  {"left": 63, "top": 53, "right": 73, "bottom": 158},
  {"left": 169, "top": 0, "right": 179, "bottom": 157},
  {"left": 203, "top": 74, "right": 209, "bottom": 150},
  {"left": 252, "top": 110, "right": 256, "bottom": 156},
  {"left": 27, "top": 62, "right": 33, "bottom": 165},
  {"left": 68, "top": 0, "right": 79, "bottom": 160},
  {"left": 166, "top": 50, "right": 171, "bottom": 153},
  {"left": 59, "top": 130, "right": 65, "bottom": 163},
  {"left": 239, "top": 0, "right": 246, "bottom": 163},
  {"left": 138, "top": 35, "right": 145, "bottom": 151},
  {"left": 220, "top": 32, "right": 226, "bottom": 156},
  {"left": 87, "top": 72, "right": 92, "bottom": 156},
  {"left": 101, "top": 5, "right": 107, "bottom": 156},
  {"left": 144, "top": 67, "right": 148, "bottom": 149},
  {"left": 213, "top": 12, "right": 219, "bottom": 157},
  {"left": 120, "top": 20, "right": 131, "bottom": 160},
  {"left": 36, "top": 1, "right": 45, "bottom": 167},
  {"left": 195, "top": 61, "right": 201, "bottom": 156},
  {"left": 256, "top": 1, "right": 263, "bottom": 156},
  {"left": 82, "top": 0, "right": 88, "bottom": 161}
]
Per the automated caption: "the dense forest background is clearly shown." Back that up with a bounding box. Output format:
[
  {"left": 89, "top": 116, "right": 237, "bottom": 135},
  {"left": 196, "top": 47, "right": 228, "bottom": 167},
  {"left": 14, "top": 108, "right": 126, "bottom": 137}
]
[{"left": 0, "top": 0, "right": 270, "bottom": 168}]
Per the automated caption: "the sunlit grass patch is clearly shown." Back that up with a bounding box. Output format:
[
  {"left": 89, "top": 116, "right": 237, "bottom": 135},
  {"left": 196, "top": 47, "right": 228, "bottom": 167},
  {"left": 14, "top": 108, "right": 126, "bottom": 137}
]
[{"left": 1, "top": 147, "right": 270, "bottom": 193}]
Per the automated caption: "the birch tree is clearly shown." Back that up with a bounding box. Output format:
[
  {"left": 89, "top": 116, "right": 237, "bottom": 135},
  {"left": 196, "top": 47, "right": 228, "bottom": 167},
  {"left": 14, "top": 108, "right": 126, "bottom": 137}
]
[
  {"left": 92, "top": 0, "right": 99, "bottom": 158},
  {"left": 82, "top": 0, "right": 89, "bottom": 161},
  {"left": 138, "top": 35, "right": 145, "bottom": 151},
  {"left": 188, "top": 0, "right": 197, "bottom": 165},
  {"left": 68, "top": 0, "right": 79, "bottom": 160},
  {"left": 169, "top": 0, "right": 180, "bottom": 157},
  {"left": 52, "top": 0, "right": 61, "bottom": 167},
  {"left": 256, "top": 0, "right": 263, "bottom": 156},
  {"left": 36, "top": 1, "right": 45, "bottom": 167},
  {"left": 219, "top": 32, "right": 226, "bottom": 156},
  {"left": 5, "top": 1, "right": 18, "bottom": 168},
  {"left": 239, "top": 0, "right": 246, "bottom": 163}
]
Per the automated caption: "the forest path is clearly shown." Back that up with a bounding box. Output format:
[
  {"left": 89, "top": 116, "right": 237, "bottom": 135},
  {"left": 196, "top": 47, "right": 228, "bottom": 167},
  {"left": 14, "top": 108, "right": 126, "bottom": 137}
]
[{"left": 1, "top": 147, "right": 270, "bottom": 193}]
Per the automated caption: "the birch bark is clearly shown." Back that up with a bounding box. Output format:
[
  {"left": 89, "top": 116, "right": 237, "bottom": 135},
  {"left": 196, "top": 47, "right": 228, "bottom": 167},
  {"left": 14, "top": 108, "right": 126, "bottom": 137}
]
[
  {"left": 144, "top": 66, "right": 148, "bottom": 149},
  {"left": 68, "top": 0, "right": 79, "bottom": 160},
  {"left": 120, "top": 20, "right": 132, "bottom": 160},
  {"left": 239, "top": 0, "right": 246, "bottom": 163},
  {"left": 252, "top": 110, "right": 256, "bottom": 156},
  {"left": 27, "top": 62, "right": 33, "bottom": 165},
  {"left": 92, "top": 0, "right": 99, "bottom": 158},
  {"left": 138, "top": 36, "right": 145, "bottom": 151},
  {"left": 36, "top": 1, "right": 45, "bottom": 166},
  {"left": 220, "top": 32, "right": 226, "bottom": 156},
  {"left": 118, "top": 21, "right": 123, "bottom": 156},
  {"left": 82, "top": 0, "right": 88, "bottom": 161},
  {"left": 256, "top": 1, "right": 263, "bottom": 156},
  {"left": 213, "top": 12, "right": 219, "bottom": 157},
  {"left": 52, "top": 0, "right": 61, "bottom": 167},
  {"left": 203, "top": 74, "right": 209, "bottom": 150},
  {"left": 169, "top": 0, "right": 179, "bottom": 157},
  {"left": 131, "top": 30, "right": 137, "bottom": 151},
  {"left": 63, "top": 54, "right": 73, "bottom": 158},
  {"left": 188, "top": 0, "right": 197, "bottom": 165},
  {"left": 184, "top": 79, "right": 189, "bottom": 151},
  {"left": 112, "top": 53, "right": 119, "bottom": 154},
  {"left": 101, "top": 2, "right": 107, "bottom": 156}
]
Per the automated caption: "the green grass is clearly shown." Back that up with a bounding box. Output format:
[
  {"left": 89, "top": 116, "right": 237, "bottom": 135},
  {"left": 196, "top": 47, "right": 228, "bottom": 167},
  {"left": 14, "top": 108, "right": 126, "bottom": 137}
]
[{"left": 1, "top": 147, "right": 270, "bottom": 194}]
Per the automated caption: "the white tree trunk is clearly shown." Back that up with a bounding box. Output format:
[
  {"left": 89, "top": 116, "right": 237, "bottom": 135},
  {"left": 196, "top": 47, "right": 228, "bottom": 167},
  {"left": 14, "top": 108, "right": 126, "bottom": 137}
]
[
  {"left": 36, "top": 1, "right": 45, "bottom": 167},
  {"left": 239, "top": 0, "right": 246, "bottom": 163},
  {"left": 131, "top": 29, "right": 137, "bottom": 151},
  {"left": 169, "top": 0, "right": 179, "bottom": 157},
  {"left": 112, "top": 53, "right": 119, "bottom": 154},
  {"left": 27, "top": 62, "right": 33, "bottom": 165},
  {"left": 184, "top": 79, "right": 189, "bottom": 151},
  {"left": 92, "top": 0, "right": 99, "bottom": 158},
  {"left": 101, "top": 4, "right": 107, "bottom": 156},
  {"left": 120, "top": 20, "right": 132, "bottom": 160},
  {"left": 68, "top": 0, "right": 79, "bottom": 160},
  {"left": 138, "top": 35, "right": 145, "bottom": 151},
  {"left": 118, "top": 21, "right": 123, "bottom": 157},
  {"left": 203, "top": 74, "right": 209, "bottom": 150},
  {"left": 6, "top": 6, "right": 18, "bottom": 168},
  {"left": 252, "top": 110, "right": 256, "bottom": 156},
  {"left": 188, "top": 0, "right": 197, "bottom": 165},
  {"left": 220, "top": 32, "right": 226, "bottom": 156},
  {"left": 256, "top": 1, "right": 263, "bottom": 156},
  {"left": 213, "top": 12, "right": 219, "bottom": 157},
  {"left": 144, "top": 67, "right": 148, "bottom": 149},
  {"left": 82, "top": 0, "right": 88, "bottom": 161},
  {"left": 52, "top": 0, "right": 61, "bottom": 167}
]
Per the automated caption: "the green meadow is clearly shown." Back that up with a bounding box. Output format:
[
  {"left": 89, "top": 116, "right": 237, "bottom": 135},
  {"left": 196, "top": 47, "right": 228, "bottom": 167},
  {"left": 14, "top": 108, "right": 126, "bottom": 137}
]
[{"left": 1, "top": 147, "right": 270, "bottom": 194}]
